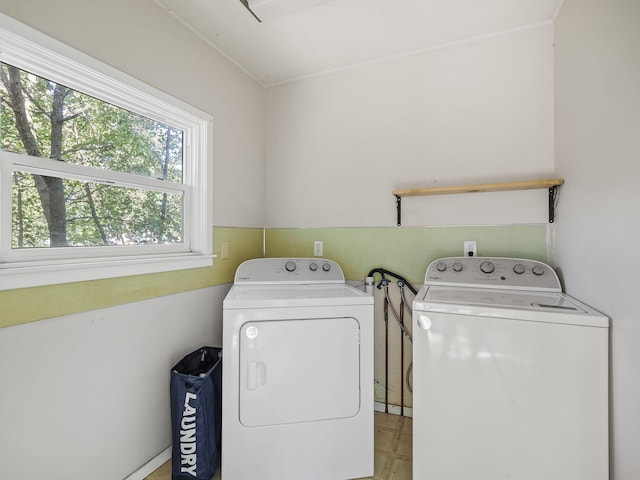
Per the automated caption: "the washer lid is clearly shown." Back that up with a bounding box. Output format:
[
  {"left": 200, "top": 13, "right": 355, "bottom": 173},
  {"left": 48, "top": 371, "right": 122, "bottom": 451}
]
[
  {"left": 423, "top": 286, "right": 584, "bottom": 311},
  {"left": 413, "top": 286, "right": 608, "bottom": 327}
]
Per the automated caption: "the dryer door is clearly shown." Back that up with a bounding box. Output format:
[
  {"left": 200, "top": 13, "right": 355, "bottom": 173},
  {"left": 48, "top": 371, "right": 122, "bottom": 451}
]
[{"left": 239, "top": 317, "right": 361, "bottom": 427}]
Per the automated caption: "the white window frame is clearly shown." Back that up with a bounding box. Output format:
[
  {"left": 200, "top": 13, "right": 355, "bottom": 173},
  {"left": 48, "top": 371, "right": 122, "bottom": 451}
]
[{"left": 0, "top": 14, "right": 213, "bottom": 291}]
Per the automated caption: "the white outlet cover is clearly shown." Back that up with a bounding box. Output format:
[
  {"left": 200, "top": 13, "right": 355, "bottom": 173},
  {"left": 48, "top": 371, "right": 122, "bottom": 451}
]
[{"left": 464, "top": 241, "right": 477, "bottom": 257}]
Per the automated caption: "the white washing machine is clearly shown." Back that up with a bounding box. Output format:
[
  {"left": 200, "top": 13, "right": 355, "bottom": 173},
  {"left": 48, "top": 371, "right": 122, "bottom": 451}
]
[
  {"left": 412, "top": 256, "right": 609, "bottom": 480},
  {"left": 222, "top": 258, "right": 374, "bottom": 480}
]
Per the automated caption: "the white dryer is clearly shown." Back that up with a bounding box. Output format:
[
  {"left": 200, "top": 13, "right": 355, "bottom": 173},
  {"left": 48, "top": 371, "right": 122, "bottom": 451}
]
[
  {"left": 412, "top": 256, "right": 609, "bottom": 480},
  {"left": 222, "top": 258, "right": 374, "bottom": 480}
]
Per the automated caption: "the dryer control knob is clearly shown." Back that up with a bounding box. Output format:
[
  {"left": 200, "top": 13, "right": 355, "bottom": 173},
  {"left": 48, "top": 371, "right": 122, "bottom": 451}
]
[
  {"left": 285, "top": 260, "right": 297, "bottom": 272},
  {"left": 452, "top": 262, "right": 463, "bottom": 272},
  {"left": 513, "top": 264, "right": 526, "bottom": 275},
  {"left": 532, "top": 265, "right": 545, "bottom": 276},
  {"left": 436, "top": 262, "right": 447, "bottom": 272},
  {"left": 480, "top": 261, "right": 495, "bottom": 274},
  {"left": 309, "top": 262, "right": 318, "bottom": 271},
  {"left": 322, "top": 262, "right": 331, "bottom": 272}
]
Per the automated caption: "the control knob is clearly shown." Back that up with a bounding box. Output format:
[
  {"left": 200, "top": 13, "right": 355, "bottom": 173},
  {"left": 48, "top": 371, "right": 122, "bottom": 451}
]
[
  {"left": 513, "top": 264, "right": 526, "bottom": 275},
  {"left": 436, "top": 262, "right": 447, "bottom": 272},
  {"left": 532, "top": 265, "right": 545, "bottom": 276},
  {"left": 452, "top": 262, "right": 463, "bottom": 272},
  {"left": 322, "top": 262, "right": 331, "bottom": 272},
  {"left": 284, "top": 260, "right": 297, "bottom": 272},
  {"left": 309, "top": 262, "right": 318, "bottom": 271},
  {"left": 479, "top": 261, "right": 495, "bottom": 274}
]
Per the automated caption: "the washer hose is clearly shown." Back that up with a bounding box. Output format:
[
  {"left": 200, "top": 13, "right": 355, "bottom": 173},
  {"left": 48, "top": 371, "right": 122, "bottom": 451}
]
[
  {"left": 367, "top": 268, "right": 418, "bottom": 296},
  {"left": 368, "top": 268, "right": 416, "bottom": 407}
]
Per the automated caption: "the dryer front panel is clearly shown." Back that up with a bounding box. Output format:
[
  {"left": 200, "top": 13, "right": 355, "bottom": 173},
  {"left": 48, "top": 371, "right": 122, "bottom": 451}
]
[{"left": 239, "top": 317, "right": 361, "bottom": 427}]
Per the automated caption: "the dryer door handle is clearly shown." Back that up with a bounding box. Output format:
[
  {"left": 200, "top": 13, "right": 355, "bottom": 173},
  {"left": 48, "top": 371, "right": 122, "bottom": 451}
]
[{"left": 247, "top": 361, "right": 267, "bottom": 390}]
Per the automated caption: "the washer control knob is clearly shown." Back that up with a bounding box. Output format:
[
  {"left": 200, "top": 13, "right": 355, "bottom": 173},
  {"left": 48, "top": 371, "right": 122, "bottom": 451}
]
[
  {"left": 513, "top": 264, "right": 526, "bottom": 275},
  {"left": 309, "top": 262, "right": 318, "bottom": 271},
  {"left": 479, "top": 261, "right": 495, "bottom": 274},
  {"left": 284, "top": 260, "right": 297, "bottom": 272},
  {"left": 322, "top": 262, "right": 331, "bottom": 272},
  {"left": 452, "top": 262, "right": 463, "bottom": 272},
  {"left": 532, "top": 265, "right": 545, "bottom": 276},
  {"left": 436, "top": 262, "right": 447, "bottom": 272}
]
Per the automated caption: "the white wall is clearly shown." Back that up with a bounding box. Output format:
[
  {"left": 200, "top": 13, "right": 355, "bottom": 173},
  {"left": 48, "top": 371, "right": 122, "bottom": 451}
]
[
  {"left": 554, "top": 1, "right": 640, "bottom": 478},
  {"left": 0, "top": 2, "right": 263, "bottom": 478},
  {"left": 0, "top": 0, "right": 265, "bottom": 228},
  {"left": 265, "top": 23, "right": 555, "bottom": 227},
  {"left": 0, "top": 285, "right": 229, "bottom": 480}
]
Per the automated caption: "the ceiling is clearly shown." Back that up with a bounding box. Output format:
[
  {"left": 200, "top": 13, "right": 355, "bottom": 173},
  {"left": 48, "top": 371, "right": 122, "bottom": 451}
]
[{"left": 155, "top": 0, "right": 562, "bottom": 85}]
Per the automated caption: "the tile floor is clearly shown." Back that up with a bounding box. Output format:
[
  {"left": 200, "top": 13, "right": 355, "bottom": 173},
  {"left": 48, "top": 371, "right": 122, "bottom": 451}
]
[{"left": 145, "top": 411, "right": 412, "bottom": 480}]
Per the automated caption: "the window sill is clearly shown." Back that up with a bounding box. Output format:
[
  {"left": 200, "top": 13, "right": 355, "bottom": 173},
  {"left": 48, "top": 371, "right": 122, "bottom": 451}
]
[{"left": 0, "top": 253, "right": 216, "bottom": 291}]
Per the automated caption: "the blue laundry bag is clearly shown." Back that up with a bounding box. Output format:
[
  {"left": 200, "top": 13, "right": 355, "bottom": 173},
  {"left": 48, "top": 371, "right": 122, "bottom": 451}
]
[{"left": 170, "top": 346, "right": 222, "bottom": 480}]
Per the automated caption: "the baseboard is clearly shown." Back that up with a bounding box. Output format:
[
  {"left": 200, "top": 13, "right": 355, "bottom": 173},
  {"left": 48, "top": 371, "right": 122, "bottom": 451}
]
[
  {"left": 124, "top": 446, "right": 171, "bottom": 480},
  {"left": 125, "top": 404, "right": 409, "bottom": 479},
  {"left": 374, "top": 401, "right": 413, "bottom": 417}
]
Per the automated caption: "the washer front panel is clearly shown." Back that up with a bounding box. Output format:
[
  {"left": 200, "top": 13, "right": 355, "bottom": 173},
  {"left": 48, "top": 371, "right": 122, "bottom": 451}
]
[{"left": 412, "top": 310, "right": 609, "bottom": 480}]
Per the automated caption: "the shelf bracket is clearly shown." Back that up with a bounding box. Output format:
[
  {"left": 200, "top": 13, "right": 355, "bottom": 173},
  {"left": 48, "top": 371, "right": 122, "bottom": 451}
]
[
  {"left": 395, "top": 195, "right": 402, "bottom": 226},
  {"left": 548, "top": 185, "right": 558, "bottom": 223},
  {"left": 393, "top": 178, "right": 563, "bottom": 226}
]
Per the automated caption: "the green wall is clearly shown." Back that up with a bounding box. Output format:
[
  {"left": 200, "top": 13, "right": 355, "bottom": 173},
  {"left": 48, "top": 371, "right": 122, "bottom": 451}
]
[
  {"left": 266, "top": 225, "right": 549, "bottom": 284},
  {"left": 1, "top": 224, "right": 549, "bottom": 328},
  {"left": 0, "top": 227, "right": 264, "bottom": 328}
]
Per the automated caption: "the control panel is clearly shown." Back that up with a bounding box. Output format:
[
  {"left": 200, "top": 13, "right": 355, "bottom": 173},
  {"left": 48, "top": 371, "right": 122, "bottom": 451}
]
[
  {"left": 424, "top": 257, "right": 561, "bottom": 291},
  {"left": 234, "top": 258, "right": 345, "bottom": 284}
]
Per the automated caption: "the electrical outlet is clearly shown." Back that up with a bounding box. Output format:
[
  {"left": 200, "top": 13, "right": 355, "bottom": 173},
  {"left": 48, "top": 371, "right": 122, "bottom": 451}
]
[
  {"left": 464, "top": 240, "right": 477, "bottom": 257},
  {"left": 221, "top": 241, "right": 230, "bottom": 259},
  {"left": 314, "top": 240, "right": 323, "bottom": 257}
]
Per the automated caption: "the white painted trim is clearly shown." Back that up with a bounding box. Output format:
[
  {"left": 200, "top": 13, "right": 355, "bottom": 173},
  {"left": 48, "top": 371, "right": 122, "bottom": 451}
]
[
  {"left": 153, "top": 0, "right": 264, "bottom": 87},
  {"left": 552, "top": 0, "right": 566, "bottom": 22},
  {"left": 125, "top": 405, "right": 412, "bottom": 480},
  {"left": 0, "top": 14, "right": 211, "bottom": 124},
  {"left": 0, "top": 12, "right": 213, "bottom": 287},
  {"left": 123, "top": 446, "right": 172, "bottom": 480},
  {"left": 267, "top": 20, "right": 554, "bottom": 87},
  {"left": 0, "top": 253, "right": 214, "bottom": 290}
]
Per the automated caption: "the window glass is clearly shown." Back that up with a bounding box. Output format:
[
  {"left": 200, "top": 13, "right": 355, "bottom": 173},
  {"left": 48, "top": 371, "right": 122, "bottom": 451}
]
[
  {"left": 1, "top": 62, "right": 183, "bottom": 180},
  {"left": 12, "top": 173, "right": 184, "bottom": 248},
  {"left": 1, "top": 61, "right": 185, "bottom": 250}
]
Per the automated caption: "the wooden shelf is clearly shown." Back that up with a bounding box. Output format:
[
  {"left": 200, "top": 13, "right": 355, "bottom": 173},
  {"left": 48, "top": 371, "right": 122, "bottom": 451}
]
[{"left": 392, "top": 178, "right": 564, "bottom": 225}]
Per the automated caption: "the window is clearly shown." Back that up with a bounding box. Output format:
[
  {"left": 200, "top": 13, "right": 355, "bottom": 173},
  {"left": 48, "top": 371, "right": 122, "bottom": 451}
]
[{"left": 0, "top": 15, "right": 212, "bottom": 290}]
